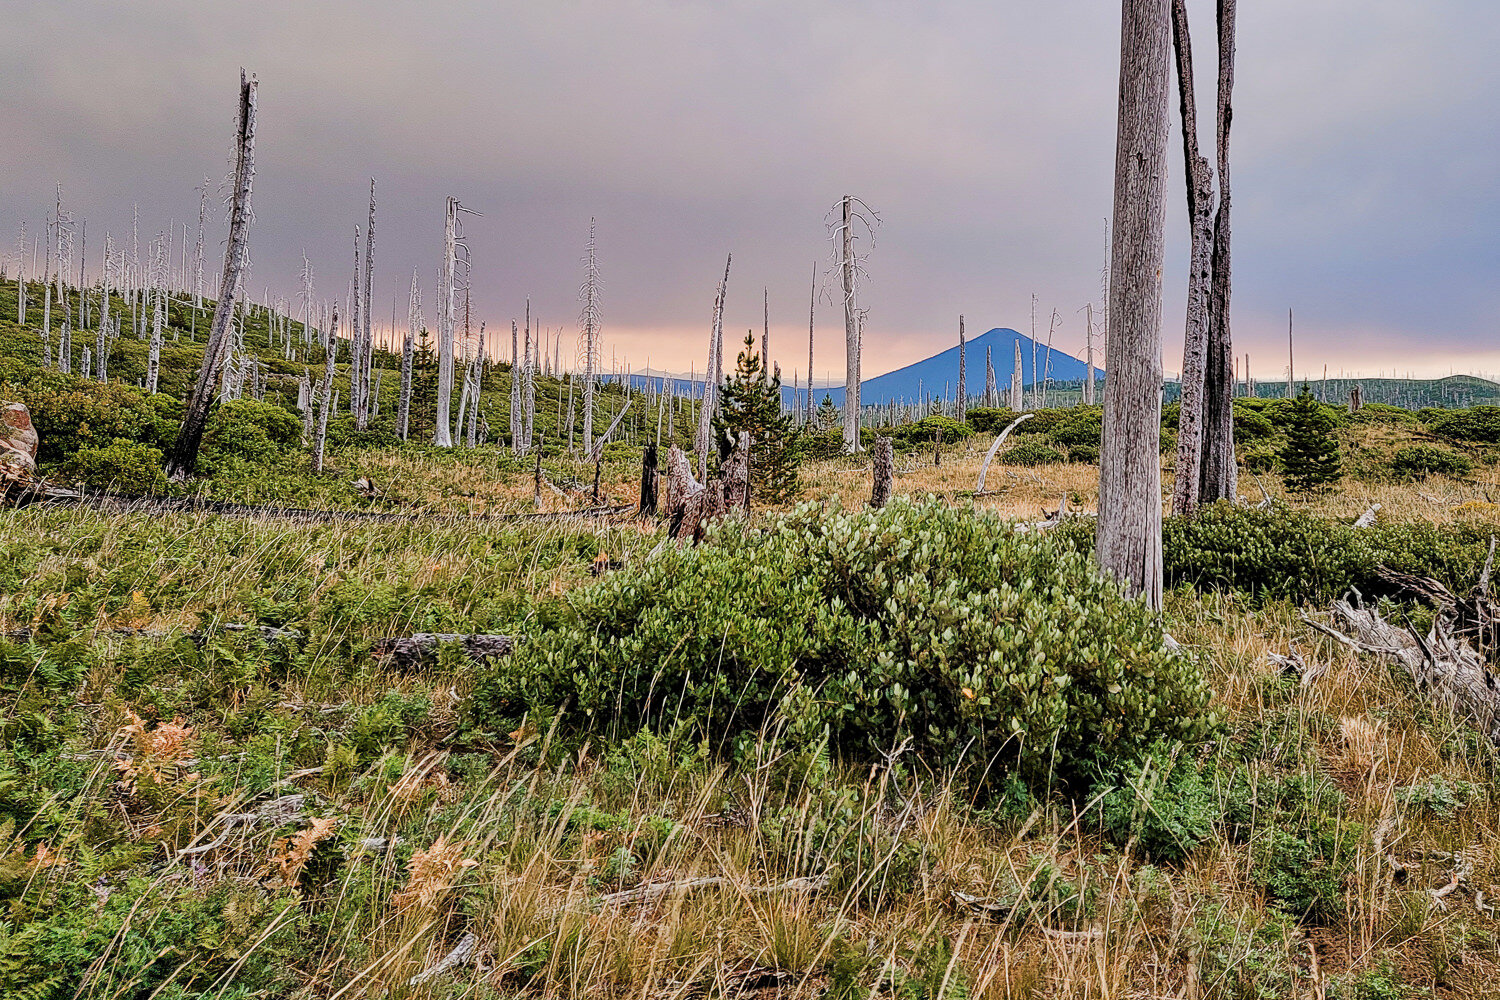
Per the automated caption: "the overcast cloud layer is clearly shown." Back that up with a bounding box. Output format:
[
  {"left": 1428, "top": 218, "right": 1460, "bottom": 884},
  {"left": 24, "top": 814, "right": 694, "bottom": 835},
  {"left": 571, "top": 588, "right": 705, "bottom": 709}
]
[{"left": 2, "top": 1, "right": 1496, "bottom": 382}]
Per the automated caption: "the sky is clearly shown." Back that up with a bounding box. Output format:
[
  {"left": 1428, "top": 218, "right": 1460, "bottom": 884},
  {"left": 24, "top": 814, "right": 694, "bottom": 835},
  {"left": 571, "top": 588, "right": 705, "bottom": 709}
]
[{"left": 2, "top": 1, "right": 1496, "bottom": 384}]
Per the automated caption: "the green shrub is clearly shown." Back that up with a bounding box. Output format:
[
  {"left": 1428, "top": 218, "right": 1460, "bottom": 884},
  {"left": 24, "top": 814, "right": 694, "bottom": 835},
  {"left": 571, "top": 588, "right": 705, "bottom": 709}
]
[
  {"left": 1067, "top": 443, "right": 1099, "bottom": 464},
  {"left": 56, "top": 440, "right": 166, "bottom": 495},
  {"left": 1233, "top": 404, "right": 1277, "bottom": 444},
  {"left": 893, "top": 414, "right": 973, "bottom": 450},
  {"left": 1348, "top": 403, "right": 1416, "bottom": 426},
  {"left": 1093, "top": 744, "right": 1222, "bottom": 863},
  {"left": 1427, "top": 405, "right": 1500, "bottom": 443},
  {"left": 1280, "top": 387, "right": 1343, "bottom": 495},
  {"left": 1055, "top": 503, "right": 1495, "bottom": 604},
  {"left": 1049, "top": 408, "right": 1102, "bottom": 448},
  {"left": 0, "top": 375, "right": 171, "bottom": 461},
  {"left": 1241, "top": 448, "right": 1278, "bottom": 473},
  {"left": 202, "top": 399, "right": 303, "bottom": 467},
  {"left": 1387, "top": 444, "right": 1472, "bottom": 480},
  {"left": 469, "top": 501, "right": 1215, "bottom": 785},
  {"left": 1000, "top": 440, "right": 1066, "bottom": 466},
  {"left": 965, "top": 406, "right": 1020, "bottom": 434}
]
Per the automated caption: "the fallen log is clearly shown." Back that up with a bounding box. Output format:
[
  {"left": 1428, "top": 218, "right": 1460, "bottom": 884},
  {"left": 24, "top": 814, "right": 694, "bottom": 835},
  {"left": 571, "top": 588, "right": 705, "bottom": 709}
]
[{"left": 372, "top": 633, "right": 519, "bottom": 670}]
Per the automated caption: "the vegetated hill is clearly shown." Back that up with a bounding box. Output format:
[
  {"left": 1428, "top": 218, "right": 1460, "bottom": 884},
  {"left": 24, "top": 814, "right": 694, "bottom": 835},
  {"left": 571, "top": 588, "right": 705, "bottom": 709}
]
[{"left": 1164, "top": 374, "right": 1500, "bottom": 409}]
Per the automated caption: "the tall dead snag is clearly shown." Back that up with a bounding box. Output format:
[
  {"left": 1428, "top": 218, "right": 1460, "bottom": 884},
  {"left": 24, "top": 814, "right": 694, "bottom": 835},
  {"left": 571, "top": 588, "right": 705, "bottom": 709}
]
[
  {"left": 399, "top": 268, "right": 418, "bottom": 440},
  {"left": 722, "top": 431, "right": 751, "bottom": 513},
  {"left": 870, "top": 435, "right": 894, "bottom": 507},
  {"left": 984, "top": 346, "right": 997, "bottom": 407},
  {"left": 580, "top": 220, "right": 601, "bottom": 454},
  {"left": 165, "top": 70, "right": 257, "bottom": 481},
  {"left": 1169, "top": 0, "right": 1216, "bottom": 516},
  {"left": 956, "top": 316, "right": 967, "bottom": 423},
  {"left": 434, "top": 197, "right": 458, "bottom": 448},
  {"left": 313, "top": 309, "right": 340, "bottom": 473},
  {"left": 1199, "top": 0, "right": 1238, "bottom": 503},
  {"left": 1098, "top": 0, "right": 1170, "bottom": 610},
  {"left": 358, "top": 178, "right": 376, "bottom": 430},
  {"left": 832, "top": 195, "right": 865, "bottom": 453},
  {"left": 1010, "top": 340, "right": 1023, "bottom": 410},
  {"left": 807, "top": 262, "right": 816, "bottom": 424},
  {"left": 695, "top": 255, "right": 731, "bottom": 480},
  {"left": 639, "top": 442, "right": 659, "bottom": 516}
]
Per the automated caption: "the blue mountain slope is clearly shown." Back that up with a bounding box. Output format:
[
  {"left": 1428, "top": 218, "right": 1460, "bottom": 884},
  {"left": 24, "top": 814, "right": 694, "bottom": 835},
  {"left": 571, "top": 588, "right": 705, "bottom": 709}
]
[{"left": 609, "top": 327, "right": 1098, "bottom": 410}]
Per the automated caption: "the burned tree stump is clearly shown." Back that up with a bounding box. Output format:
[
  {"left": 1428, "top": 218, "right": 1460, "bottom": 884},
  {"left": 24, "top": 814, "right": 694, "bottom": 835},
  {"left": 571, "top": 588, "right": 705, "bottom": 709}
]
[
  {"left": 871, "top": 436, "right": 894, "bottom": 508},
  {"left": 722, "top": 432, "right": 750, "bottom": 514},
  {"left": 639, "top": 443, "right": 659, "bottom": 517}
]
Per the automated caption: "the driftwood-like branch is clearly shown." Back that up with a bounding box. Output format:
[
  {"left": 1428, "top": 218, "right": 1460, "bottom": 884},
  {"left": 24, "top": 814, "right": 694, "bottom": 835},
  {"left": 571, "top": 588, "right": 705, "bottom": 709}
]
[
  {"left": 975, "top": 413, "right": 1035, "bottom": 494},
  {"left": 597, "top": 873, "right": 828, "bottom": 909},
  {"left": 410, "top": 932, "right": 478, "bottom": 986},
  {"left": 1353, "top": 503, "right": 1382, "bottom": 528},
  {"left": 372, "top": 633, "right": 518, "bottom": 669}
]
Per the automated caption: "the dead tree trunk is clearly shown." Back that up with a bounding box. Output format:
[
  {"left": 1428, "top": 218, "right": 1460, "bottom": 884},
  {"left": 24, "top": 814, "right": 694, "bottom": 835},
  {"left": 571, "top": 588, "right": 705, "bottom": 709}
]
[
  {"left": 975, "top": 413, "right": 1035, "bottom": 494},
  {"left": 399, "top": 268, "right": 418, "bottom": 440},
  {"left": 957, "top": 315, "right": 967, "bottom": 423},
  {"left": 1169, "top": 0, "right": 1216, "bottom": 516},
  {"left": 807, "top": 262, "right": 816, "bottom": 424},
  {"left": 639, "top": 442, "right": 659, "bottom": 516},
  {"left": 1199, "top": 0, "right": 1238, "bottom": 503},
  {"left": 165, "top": 70, "right": 257, "bottom": 481},
  {"left": 1010, "top": 340, "right": 1023, "bottom": 411},
  {"left": 722, "top": 431, "right": 750, "bottom": 513},
  {"left": 1097, "top": 0, "right": 1170, "bottom": 610},
  {"left": 581, "top": 220, "right": 600, "bottom": 454},
  {"left": 357, "top": 178, "right": 376, "bottom": 430},
  {"left": 870, "top": 436, "right": 894, "bottom": 508},
  {"left": 838, "top": 195, "right": 861, "bottom": 453},
  {"left": 985, "top": 346, "right": 997, "bottom": 407},
  {"left": 433, "top": 197, "right": 457, "bottom": 448},
  {"left": 695, "top": 255, "right": 730, "bottom": 481},
  {"left": 312, "top": 310, "right": 339, "bottom": 474}
]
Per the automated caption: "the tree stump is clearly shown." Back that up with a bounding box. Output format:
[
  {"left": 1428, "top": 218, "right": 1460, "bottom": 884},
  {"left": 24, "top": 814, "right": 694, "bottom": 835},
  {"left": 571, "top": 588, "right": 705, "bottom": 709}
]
[
  {"left": 871, "top": 436, "right": 894, "bottom": 508},
  {"left": 639, "top": 443, "right": 659, "bottom": 517}
]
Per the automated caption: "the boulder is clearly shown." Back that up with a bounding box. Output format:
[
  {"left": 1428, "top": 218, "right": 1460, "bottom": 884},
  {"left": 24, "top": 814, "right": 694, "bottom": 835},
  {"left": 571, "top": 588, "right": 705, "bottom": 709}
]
[
  {"left": 1, "top": 402, "right": 39, "bottom": 484},
  {"left": 2, "top": 402, "right": 39, "bottom": 460}
]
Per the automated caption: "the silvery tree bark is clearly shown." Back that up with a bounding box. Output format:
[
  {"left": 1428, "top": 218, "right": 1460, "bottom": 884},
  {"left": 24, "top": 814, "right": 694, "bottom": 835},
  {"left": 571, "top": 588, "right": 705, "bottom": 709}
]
[
  {"left": 522, "top": 320, "right": 535, "bottom": 453},
  {"left": 956, "top": 315, "right": 967, "bottom": 423},
  {"left": 358, "top": 178, "right": 376, "bottom": 430},
  {"left": 350, "top": 225, "right": 362, "bottom": 419},
  {"left": 146, "top": 286, "right": 163, "bottom": 393},
  {"left": 467, "top": 323, "right": 485, "bottom": 448},
  {"left": 42, "top": 284, "right": 51, "bottom": 360},
  {"left": 1168, "top": 0, "right": 1216, "bottom": 516},
  {"left": 1097, "top": 0, "right": 1170, "bottom": 610},
  {"left": 1010, "top": 340, "right": 1022, "bottom": 410},
  {"left": 165, "top": 70, "right": 257, "bottom": 481},
  {"left": 399, "top": 268, "right": 418, "bottom": 440},
  {"left": 433, "top": 197, "right": 457, "bottom": 448},
  {"left": 837, "top": 195, "right": 861, "bottom": 453},
  {"left": 985, "top": 346, "right": 996, "bottom": 407},
  {"left": 762, "top": 287, "right": 771, "bottom": 384},
  {"left": 313, "top": 310, "right": 339, "bottom": 473},
  {"left": 1085, "top": 303, "right": 1097, "bottom": 405},
  {"left": 194, "top": 180, "right": 208, "bottom": 311},
  {"left": 510, "top": 320, "right": 522, "bottom": 454},
  {"left": 300, "top": 369, "right": 313, "bottom": 445},
  {"left": 807, "top": 262, "right": 816, "bottom": 425},
  {"left": 580, "top": 219, "right": 601, "bottom": 454},
  {"left": 1200, "top": 0, "right": 1238, "bottom": 503},
  {"left": 695, "top": 254, "right": 730, "bottom": 481}
]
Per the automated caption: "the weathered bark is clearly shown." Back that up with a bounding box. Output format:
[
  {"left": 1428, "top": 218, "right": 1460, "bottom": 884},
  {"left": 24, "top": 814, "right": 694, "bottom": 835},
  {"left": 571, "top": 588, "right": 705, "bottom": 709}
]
[
  {"left": 695, "top": 255, "right": 731, "bottom": 480},
  {"left": 165, "top": 70, "right": 257, "bottom": 481},
  {"left": 581, "top": 220, "right": 600, "bottom": 453},
  {"left": 722, "top": 431, "right": 751, "bottom": 513},
  {"left": 358, "top": 178, "right": 376, "bottom": 430},
  {"left": 373, "top": 633, "right": 518, "bottom": 670},
  {"left": 839, "top": 195, "right": 862, "bottom": 453},
  {"left": 350, "top": 225, "right": 362, "bottom": 419},
  {"left": 975, "top": 413, "right": 1035, "bottom": 493},
  {"left": 1199, "top": 0, "right": 1238, "bottom": 503},
  {"left": 807, "top": 262, "right": 816, "bottom": 424},
  {"left": 399, "top": 269, "right": 417, "bottom": 440},
  {"left": 870, "top": 435, "right": 894, "bottom": 507},
  {"left": 312, "top": 310, "right": 339, "bottom": 474},
  {"left": 1097, "top": 0, "right": 1170, "bottom": 610},
  {"left": 1010, "top": 340, "right": 1023, "bottom": 411},
  {"left": 434, "top": 197, "right": 457, "bottom": 448},
  {"left": 146, "top": 287, "right": 162, "bottom": 394},
  {"left": 957, "top": 315, "right": 967, "bottom": 423},
  {"left": 1169, "top": 0, "right": 1216, "bottom": 516},
  {"left": 1085, "top": 303, "right": 1097, "bottom": 405},
  {"left": 984, "top": 345, "right": 997, "bottom": 407},
  {"left": 934, "top": 423, "right": 942, "bottom": 466},
  {"left": 639, "top": 442, "right": 659, "bottom": 516}
]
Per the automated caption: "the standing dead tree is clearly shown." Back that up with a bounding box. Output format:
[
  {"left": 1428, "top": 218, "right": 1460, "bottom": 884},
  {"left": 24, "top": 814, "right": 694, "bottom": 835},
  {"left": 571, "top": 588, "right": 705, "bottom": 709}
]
[
  {"left": 870, "top": 436, "right": 894, "bottom": 507},
  {"left": 695, "top": 255, "right": 731, "bottom": 481},
  {"left": 1169, "top": 0, "right": 1217, "bottom": 516},
  {"left": 313, "top": 309, "right": 340, "bottom": 473},
  {"left": 579, "top": 219, "right": 601, "bottom": 455},
  {"left": 1010, "top": 340, "right": 1023, "bottom": 411},
  {"left": 984, "top": 346, "right": 997, "bottom": 407},
  {"left": 165, "top": 70, "right": 258, "bottom": 481},
  {"left": 399, "top": 268, "right": 419, "bottom": 440},
  {"left": 433, "top": 197, "right": 476, "bottom": 448},
  {"left": 828, "top": 195, "right": 878, "bottom": 452},
  {"left": 1199, "top": 0, "right": 1238, "bottom": 504},
  {"left": 807, "top": 262, "right": 816, "bottom": 424},
  {"left": 357, "top": 178, "right": 376, "bottom": 430},
  {"left": 956, "top": 316, "right": 967, "bottom": 423},
  {"left": 1097, "top": 0, "right": 1170, "bottom": 610}
]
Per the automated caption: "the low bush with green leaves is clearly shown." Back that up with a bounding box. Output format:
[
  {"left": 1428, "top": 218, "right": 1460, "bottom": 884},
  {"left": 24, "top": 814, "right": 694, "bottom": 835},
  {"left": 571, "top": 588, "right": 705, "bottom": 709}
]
[
  {"left": 469, "top": 500, "right": 1215, "bottom": 785},
  {"left": 56, "top": 439, "right": 167, "bottom": 495},
  {"left": 999, "top": 439, "right": 1066, "bottom": 466},
  {"left": 1387, "top": 444, "right": 1473, "bottom": 480},
  {"left": 1426, "top": 404, "right": 1500, "bottom": 443}
]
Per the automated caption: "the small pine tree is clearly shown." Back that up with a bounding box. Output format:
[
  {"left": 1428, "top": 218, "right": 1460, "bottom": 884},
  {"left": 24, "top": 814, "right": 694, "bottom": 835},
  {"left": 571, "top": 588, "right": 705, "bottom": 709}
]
[
  {"left": 714, "top": 333, "right": 800, "bottom": 503},
  {"left": 816, "top": 393, "right": 840, "bottom": 432},
  {"left": 1280, "top": 385, "right": 1342, "bottom": 495}
]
